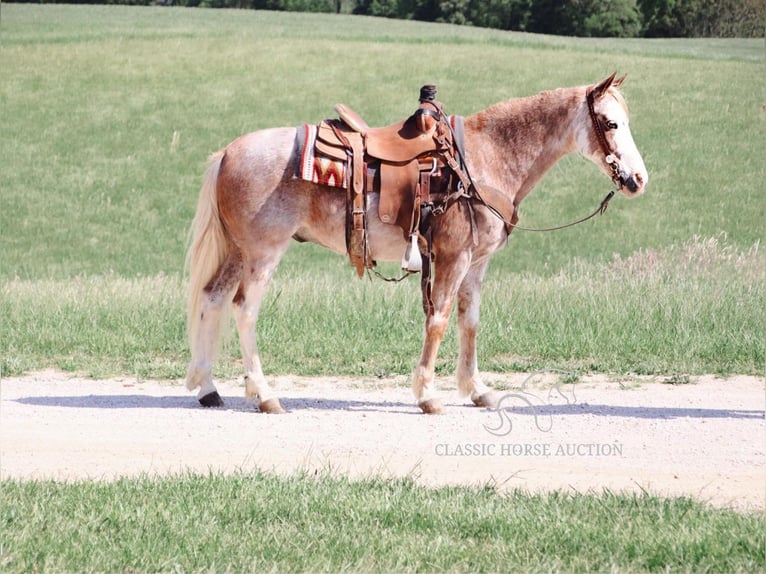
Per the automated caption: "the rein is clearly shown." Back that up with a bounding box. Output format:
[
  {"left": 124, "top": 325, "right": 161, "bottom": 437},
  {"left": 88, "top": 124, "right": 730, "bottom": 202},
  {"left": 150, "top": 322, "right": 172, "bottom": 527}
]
[{"left": 480, "top": 189, "right": 615, "bottom": 233}]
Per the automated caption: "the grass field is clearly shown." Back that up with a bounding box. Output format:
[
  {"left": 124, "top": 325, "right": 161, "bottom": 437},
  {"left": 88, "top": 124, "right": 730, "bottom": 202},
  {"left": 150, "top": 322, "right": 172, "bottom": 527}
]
[
  {"left": 0, "top": 7, "right": 764, "bottom": 571},
  {"left": 1, "top": 472, "right": 764, "bottom": 573}
]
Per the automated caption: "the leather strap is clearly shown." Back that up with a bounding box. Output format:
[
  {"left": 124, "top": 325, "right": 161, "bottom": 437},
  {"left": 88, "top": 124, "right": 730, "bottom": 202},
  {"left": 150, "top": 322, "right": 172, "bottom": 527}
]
[
  {"left": 586, "top": 87, "right": 621, "bottom": 186},
  {"left": 347, "top": 132, "right": 367, "bottom": 276}
]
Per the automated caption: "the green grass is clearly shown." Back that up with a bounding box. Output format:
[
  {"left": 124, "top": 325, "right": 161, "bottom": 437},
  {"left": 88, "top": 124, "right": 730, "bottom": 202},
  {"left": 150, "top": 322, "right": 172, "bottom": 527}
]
[
  {"left": 0, "top": 4, "right": 764, "bottom": 378},
  {"left": 2, "top": 236, "right": 763, "bottom": 378},
  {"left": 1, "top": 472, "right": 763, "bottom": 573}
]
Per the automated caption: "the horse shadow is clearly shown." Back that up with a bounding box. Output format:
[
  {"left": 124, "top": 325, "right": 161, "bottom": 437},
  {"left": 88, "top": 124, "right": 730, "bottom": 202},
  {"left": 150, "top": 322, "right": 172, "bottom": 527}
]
[
  {"left": 492, "top": 400, "right": 764, "bottom": 421},
  {"left": 13, "top": 394, "right": 419, "bottom": 414},
  {"left": 14, "top": 393, "right": 765, "bottom": 420}
]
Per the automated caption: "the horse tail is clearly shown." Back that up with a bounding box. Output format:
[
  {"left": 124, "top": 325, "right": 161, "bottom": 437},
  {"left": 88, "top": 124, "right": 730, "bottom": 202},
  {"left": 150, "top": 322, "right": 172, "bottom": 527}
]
[{"left": 185, "top": 151, "right": 228, "bottom": 360}]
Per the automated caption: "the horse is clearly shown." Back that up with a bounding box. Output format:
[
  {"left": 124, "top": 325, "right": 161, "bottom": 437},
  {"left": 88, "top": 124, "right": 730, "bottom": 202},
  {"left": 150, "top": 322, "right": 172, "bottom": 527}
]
[{"left": 185, "top": 73, "right": 648, "bottom": 414}]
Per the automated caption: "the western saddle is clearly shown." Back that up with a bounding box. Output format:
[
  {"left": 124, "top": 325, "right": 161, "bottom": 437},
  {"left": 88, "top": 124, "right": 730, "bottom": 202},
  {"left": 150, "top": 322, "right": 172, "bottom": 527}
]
[
  {"left": 312, "top": 85, "right": 475, "bottom": 276},
  {"left": 306, "top": 85, "right": 515, "bottom": 313}
]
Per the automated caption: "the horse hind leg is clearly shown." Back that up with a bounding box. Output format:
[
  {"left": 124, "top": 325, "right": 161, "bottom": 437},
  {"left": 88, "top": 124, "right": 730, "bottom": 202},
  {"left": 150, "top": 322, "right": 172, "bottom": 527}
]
[
  {"left": 233, "top": 249, "right": 289, "bottom": 414},
  {"left": 186, "top": 252, "right": 242, "bottom": 407}
]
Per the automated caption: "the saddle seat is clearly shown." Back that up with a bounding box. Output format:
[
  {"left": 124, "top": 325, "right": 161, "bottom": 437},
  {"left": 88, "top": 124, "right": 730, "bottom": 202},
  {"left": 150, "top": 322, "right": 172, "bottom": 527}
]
[{"left": 333, "top": 103, "right": 445, "bottom": 163}]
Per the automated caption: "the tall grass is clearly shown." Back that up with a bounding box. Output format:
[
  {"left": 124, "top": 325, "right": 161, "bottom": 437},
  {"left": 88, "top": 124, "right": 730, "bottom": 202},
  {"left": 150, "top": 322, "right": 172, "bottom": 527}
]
[
  {"left": 480, "top": 235, "right": 765, "bottom": 375},
  {"left": 2, "top": 236, "right": 762, "bottom": 378},
  {"left": 1, "top": 472, "right": 763, "bottom": 573}
]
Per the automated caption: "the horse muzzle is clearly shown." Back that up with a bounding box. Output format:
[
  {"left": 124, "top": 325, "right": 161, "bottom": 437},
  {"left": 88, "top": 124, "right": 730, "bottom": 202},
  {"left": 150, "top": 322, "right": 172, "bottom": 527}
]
[{"left": 617, "top": 166, "right": 647, "bottom": 196}]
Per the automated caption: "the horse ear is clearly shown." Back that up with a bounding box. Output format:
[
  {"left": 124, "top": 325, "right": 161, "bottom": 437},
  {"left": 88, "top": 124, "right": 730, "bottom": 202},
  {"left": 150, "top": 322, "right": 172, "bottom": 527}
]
[
  {"left": 592, "top": 72, "right": 618, "bottom": 98},
  {"left": 613, "top": 73, "right": 627, "bottom": 88}
]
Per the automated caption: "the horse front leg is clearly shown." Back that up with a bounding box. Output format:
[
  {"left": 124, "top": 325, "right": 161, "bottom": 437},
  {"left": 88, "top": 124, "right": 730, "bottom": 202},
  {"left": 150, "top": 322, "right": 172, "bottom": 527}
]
[
  {"left": 456, "top": 260, "right": 500, "bottom": 408},
  {"left": 412, "top": 251, "right": 471, "bottom": 414}
]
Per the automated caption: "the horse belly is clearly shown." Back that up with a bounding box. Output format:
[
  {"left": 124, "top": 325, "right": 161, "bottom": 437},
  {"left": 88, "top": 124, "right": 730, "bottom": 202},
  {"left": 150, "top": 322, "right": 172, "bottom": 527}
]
[
  {"left": 295, "top": 187, "right": 347, "bottom": 254},
  {"left": 297, "top": 190, "right": 407, "bottom": 263}
]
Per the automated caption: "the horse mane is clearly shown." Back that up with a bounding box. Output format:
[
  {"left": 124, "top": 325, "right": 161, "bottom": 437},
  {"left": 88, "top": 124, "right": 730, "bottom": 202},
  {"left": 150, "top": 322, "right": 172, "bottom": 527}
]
[
  {"left": 466, "top": 86, "right": 584, "bottom": 135},
  {"left": 468, "top": 82, "right": 629, "bottom": 134}
]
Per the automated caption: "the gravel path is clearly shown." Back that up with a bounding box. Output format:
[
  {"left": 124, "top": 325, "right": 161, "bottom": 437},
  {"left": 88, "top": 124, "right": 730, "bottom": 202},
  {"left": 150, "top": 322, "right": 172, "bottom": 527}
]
[{"left": 1, "top": 370, "right": 763, "bottom": 511}]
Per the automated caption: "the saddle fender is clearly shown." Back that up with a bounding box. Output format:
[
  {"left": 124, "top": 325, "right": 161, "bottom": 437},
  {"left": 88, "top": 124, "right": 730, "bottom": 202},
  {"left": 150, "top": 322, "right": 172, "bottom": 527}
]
[{"left": 378, "top": 160, "right": 419, "bottom": 230}]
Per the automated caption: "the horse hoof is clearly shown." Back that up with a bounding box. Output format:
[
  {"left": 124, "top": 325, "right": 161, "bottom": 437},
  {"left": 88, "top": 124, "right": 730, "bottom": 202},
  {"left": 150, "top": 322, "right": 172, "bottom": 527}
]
[
  {"left": 419, "top": 398, "right": 445, "bottom": 415},
  {"left": 199, "top": 392, "right": 224, "bottom": 408},
  {"left": 259, "top": 398, "right": 286, "bottom": 414},
  {"left": 472, "top": 391, "right": 500, "bottom": 409}
]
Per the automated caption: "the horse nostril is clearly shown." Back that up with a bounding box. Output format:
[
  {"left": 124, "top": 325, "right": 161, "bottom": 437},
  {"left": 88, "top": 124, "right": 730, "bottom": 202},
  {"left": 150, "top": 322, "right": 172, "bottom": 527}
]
[
  {"left": 625, "top": 176, "right": 640, "bottom": 193},
  {"left": 634, "top": 172, "right": 644, "bottom": 185}
]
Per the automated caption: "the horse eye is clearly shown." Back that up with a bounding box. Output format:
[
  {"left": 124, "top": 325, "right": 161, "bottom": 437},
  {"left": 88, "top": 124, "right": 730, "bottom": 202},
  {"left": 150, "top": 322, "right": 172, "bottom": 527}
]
[{"left": 605, "top": 120, "right": 618, "bottom": 130}]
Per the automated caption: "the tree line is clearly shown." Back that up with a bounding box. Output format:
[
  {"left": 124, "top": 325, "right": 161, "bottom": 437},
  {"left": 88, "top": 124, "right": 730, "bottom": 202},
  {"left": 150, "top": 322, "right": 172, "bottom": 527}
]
[
  {"left": 11, "top": 0, "right": 765, "bottom": 37},
  {"left": 351, "top": 0, "right": 764, "bottom": 37}
]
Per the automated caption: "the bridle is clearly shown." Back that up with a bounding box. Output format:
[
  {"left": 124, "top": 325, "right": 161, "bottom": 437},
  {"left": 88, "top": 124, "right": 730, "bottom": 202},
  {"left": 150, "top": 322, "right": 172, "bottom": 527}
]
[{"left": 586, "top": 86, "right": 623, "bottom": 188}]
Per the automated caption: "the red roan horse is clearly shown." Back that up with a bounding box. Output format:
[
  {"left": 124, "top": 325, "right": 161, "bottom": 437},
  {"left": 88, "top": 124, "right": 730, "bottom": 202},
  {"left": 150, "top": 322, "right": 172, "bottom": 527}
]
[{"left": 186, "top": 73, "right": 648, "bottom": 414}]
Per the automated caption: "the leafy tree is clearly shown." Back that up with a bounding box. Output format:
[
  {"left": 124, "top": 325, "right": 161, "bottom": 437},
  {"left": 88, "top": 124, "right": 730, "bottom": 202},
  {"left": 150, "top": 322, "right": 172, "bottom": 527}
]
[
  {"left": 639, "top": 0, "right": 765, "bottom": 37},
  {"left": 526, "top": 0, "right": 641, "bottom": 36},
  {"left": 581, "top": 0, "right": 642, "bottom": 36},
  {"left": 638, "top": 0, "right": 679, "bottom": 36},
  {"left": 352, "top": 0, "right": 400, "bottom": 17}
]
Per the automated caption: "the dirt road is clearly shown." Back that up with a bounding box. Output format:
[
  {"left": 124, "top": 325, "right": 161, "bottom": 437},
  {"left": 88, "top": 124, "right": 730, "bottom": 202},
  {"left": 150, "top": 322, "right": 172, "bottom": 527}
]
[{"left": 1, "top": 370, "right": 763, "bottom": 510}]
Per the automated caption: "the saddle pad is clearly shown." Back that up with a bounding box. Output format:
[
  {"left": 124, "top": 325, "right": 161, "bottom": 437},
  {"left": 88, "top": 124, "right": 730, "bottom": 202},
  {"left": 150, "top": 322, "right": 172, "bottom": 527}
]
[{"left": 295, "top": 123, "right": 347, "bottom": 188}]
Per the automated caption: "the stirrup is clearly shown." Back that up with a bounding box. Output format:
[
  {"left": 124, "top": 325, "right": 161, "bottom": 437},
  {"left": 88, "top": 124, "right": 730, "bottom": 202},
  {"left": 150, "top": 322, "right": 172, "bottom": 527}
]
[{"left": 401, "top": 234, "right": 422, "bottom": 272}]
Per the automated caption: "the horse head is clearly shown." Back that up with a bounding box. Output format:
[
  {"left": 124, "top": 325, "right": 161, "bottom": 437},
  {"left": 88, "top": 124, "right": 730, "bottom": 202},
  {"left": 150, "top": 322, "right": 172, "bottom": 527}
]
[{"left": 580, "top": 73, "right": 648, "bottom": 197}]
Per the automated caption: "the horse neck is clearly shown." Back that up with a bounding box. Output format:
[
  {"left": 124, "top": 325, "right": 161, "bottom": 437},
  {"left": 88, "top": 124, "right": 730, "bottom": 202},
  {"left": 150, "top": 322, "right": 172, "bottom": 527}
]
[{"left": 464, "top": 86, "right": 587, "bottom": 205}]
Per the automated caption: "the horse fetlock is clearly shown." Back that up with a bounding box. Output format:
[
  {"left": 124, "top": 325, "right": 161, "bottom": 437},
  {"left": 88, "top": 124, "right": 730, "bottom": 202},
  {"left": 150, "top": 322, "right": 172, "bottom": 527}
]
[
  {"left": 410, "top": 366, "right": 434, "bottom": 394},
  {"left": 186, "top": 363, "right": 211, "bottom": 391},
  {"left": 244, "top": 375, "right": 259, "bottom": 399}
]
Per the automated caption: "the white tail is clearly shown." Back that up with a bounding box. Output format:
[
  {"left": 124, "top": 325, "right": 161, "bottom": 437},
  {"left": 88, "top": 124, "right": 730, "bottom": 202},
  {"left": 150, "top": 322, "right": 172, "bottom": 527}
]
[{"left": 186, "top": 151, "right": 229, "bottom": 356}]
